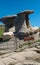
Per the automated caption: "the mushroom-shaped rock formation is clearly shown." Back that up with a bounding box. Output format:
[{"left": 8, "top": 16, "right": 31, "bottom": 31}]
[
  {"left": 15, "top": 10, "right": 34, "bottom": 34},
  {"left": 0, "top": 15, "right": 17, "bottom": 32}
]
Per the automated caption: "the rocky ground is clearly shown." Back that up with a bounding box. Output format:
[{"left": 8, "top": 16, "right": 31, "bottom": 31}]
[
  {"left": 0, "top": 37, "right": 40, "bottom": 65},
  {"left": 0, "top": 45, "right": 40, "bottom": 65}
]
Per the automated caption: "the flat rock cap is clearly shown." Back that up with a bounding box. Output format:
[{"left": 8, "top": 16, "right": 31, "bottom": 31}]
[
  {"left": 2, "top": 15, "right": 17, "bottom": 19},
  {"left": 0, "top": 15, "right": 17, "bottom": 21},
  {"left": 17, "top": 10, "right": 34, "bottom": 15}
]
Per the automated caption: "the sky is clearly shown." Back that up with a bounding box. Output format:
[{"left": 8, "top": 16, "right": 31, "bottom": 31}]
[{"left": 0, "top": 0, "right": 40, "bottom": 27}]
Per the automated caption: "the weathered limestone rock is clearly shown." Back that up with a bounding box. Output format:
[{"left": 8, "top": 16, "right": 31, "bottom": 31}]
[
  {"left": 36, "top": 46, "right": 40, "bottom": 49},
  {"left": 0, "top": 60, "right": 4, "bottom": 65},
  {"left": 0, "top": 15, "right": 17, "bottom": 32},
  {"left": 0, "top": 46, "right": 40, "bottom": 65},
  {"left": 13, "top": 10, "right": 34, "bottom": 49},
  {"left": 23, "top": 60, "right": 40, "bottom": 65},
  {"left": 9, "top": 53, "right": 25, "bottom": 62},
  {"left": 0, "top": 10, "right": 40, "bottom": 53},
  {"left": 15, "top": 63, "right": 23, "bottom": 65},
  {"left": 2, "top": 57, "right": 18, "bottom": 65},
  {"left": 15, "top": 10, "right": 34, "bottom": 33},
  {"left": 23, "top": 47, "right": 39, "bottom": 51}
]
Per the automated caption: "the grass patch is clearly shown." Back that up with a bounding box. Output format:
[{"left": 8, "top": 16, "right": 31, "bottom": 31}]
[
  {"left": 0, "top": 25, "right": 5, "bottom": 38},
  {"left": 36, "top": 40, "right": 40, "bottom": 42},
  {"left": 17, "top": 40, "right": 40, "bottom": 50}
]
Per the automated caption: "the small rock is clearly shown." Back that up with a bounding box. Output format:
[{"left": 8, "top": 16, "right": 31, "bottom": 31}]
[{"left": 36, "top": 46, "right": 40, "bottom": 49}]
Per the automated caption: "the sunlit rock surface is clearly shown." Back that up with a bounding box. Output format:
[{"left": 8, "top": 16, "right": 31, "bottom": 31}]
[{"left": 0, "top": 47, "right": 40, "bottom": 65}]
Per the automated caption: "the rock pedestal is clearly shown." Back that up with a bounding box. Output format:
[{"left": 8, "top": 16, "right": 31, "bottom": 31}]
[
  {"left": 14, "top": 10, "right": 34, "bottom": 49},
  {"left": 15, "top": 10, "right": 34, "bottom": 33}
]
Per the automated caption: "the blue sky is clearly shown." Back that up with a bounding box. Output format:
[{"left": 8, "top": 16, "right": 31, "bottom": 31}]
[{"left": 0, "top": 0, "right": 40, "bottom": 27}]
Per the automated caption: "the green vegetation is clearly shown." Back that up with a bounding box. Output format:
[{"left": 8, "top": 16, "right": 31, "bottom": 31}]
[
  {"left": 36, "top": 40, "right": 40, "bottom": 42},
  {"left": 19, "top": 42, "right": 28, "bottom": 48},
  {"left": 19, "top": 39, "right": 40, "bottom": 49},
  {"left": 16, "top": 39, "right": 40, "bottom": 52},
  {"left": 0, "top": 25, "right": 5, "bottom": 38}
]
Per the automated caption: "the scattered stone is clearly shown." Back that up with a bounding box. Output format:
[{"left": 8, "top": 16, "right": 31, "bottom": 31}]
[
  {"left": 36, "top": 46, "right": 40, "bottom": 49},
  {"left": 35, "top": 49, "right": 40, "bottom": 53}
]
